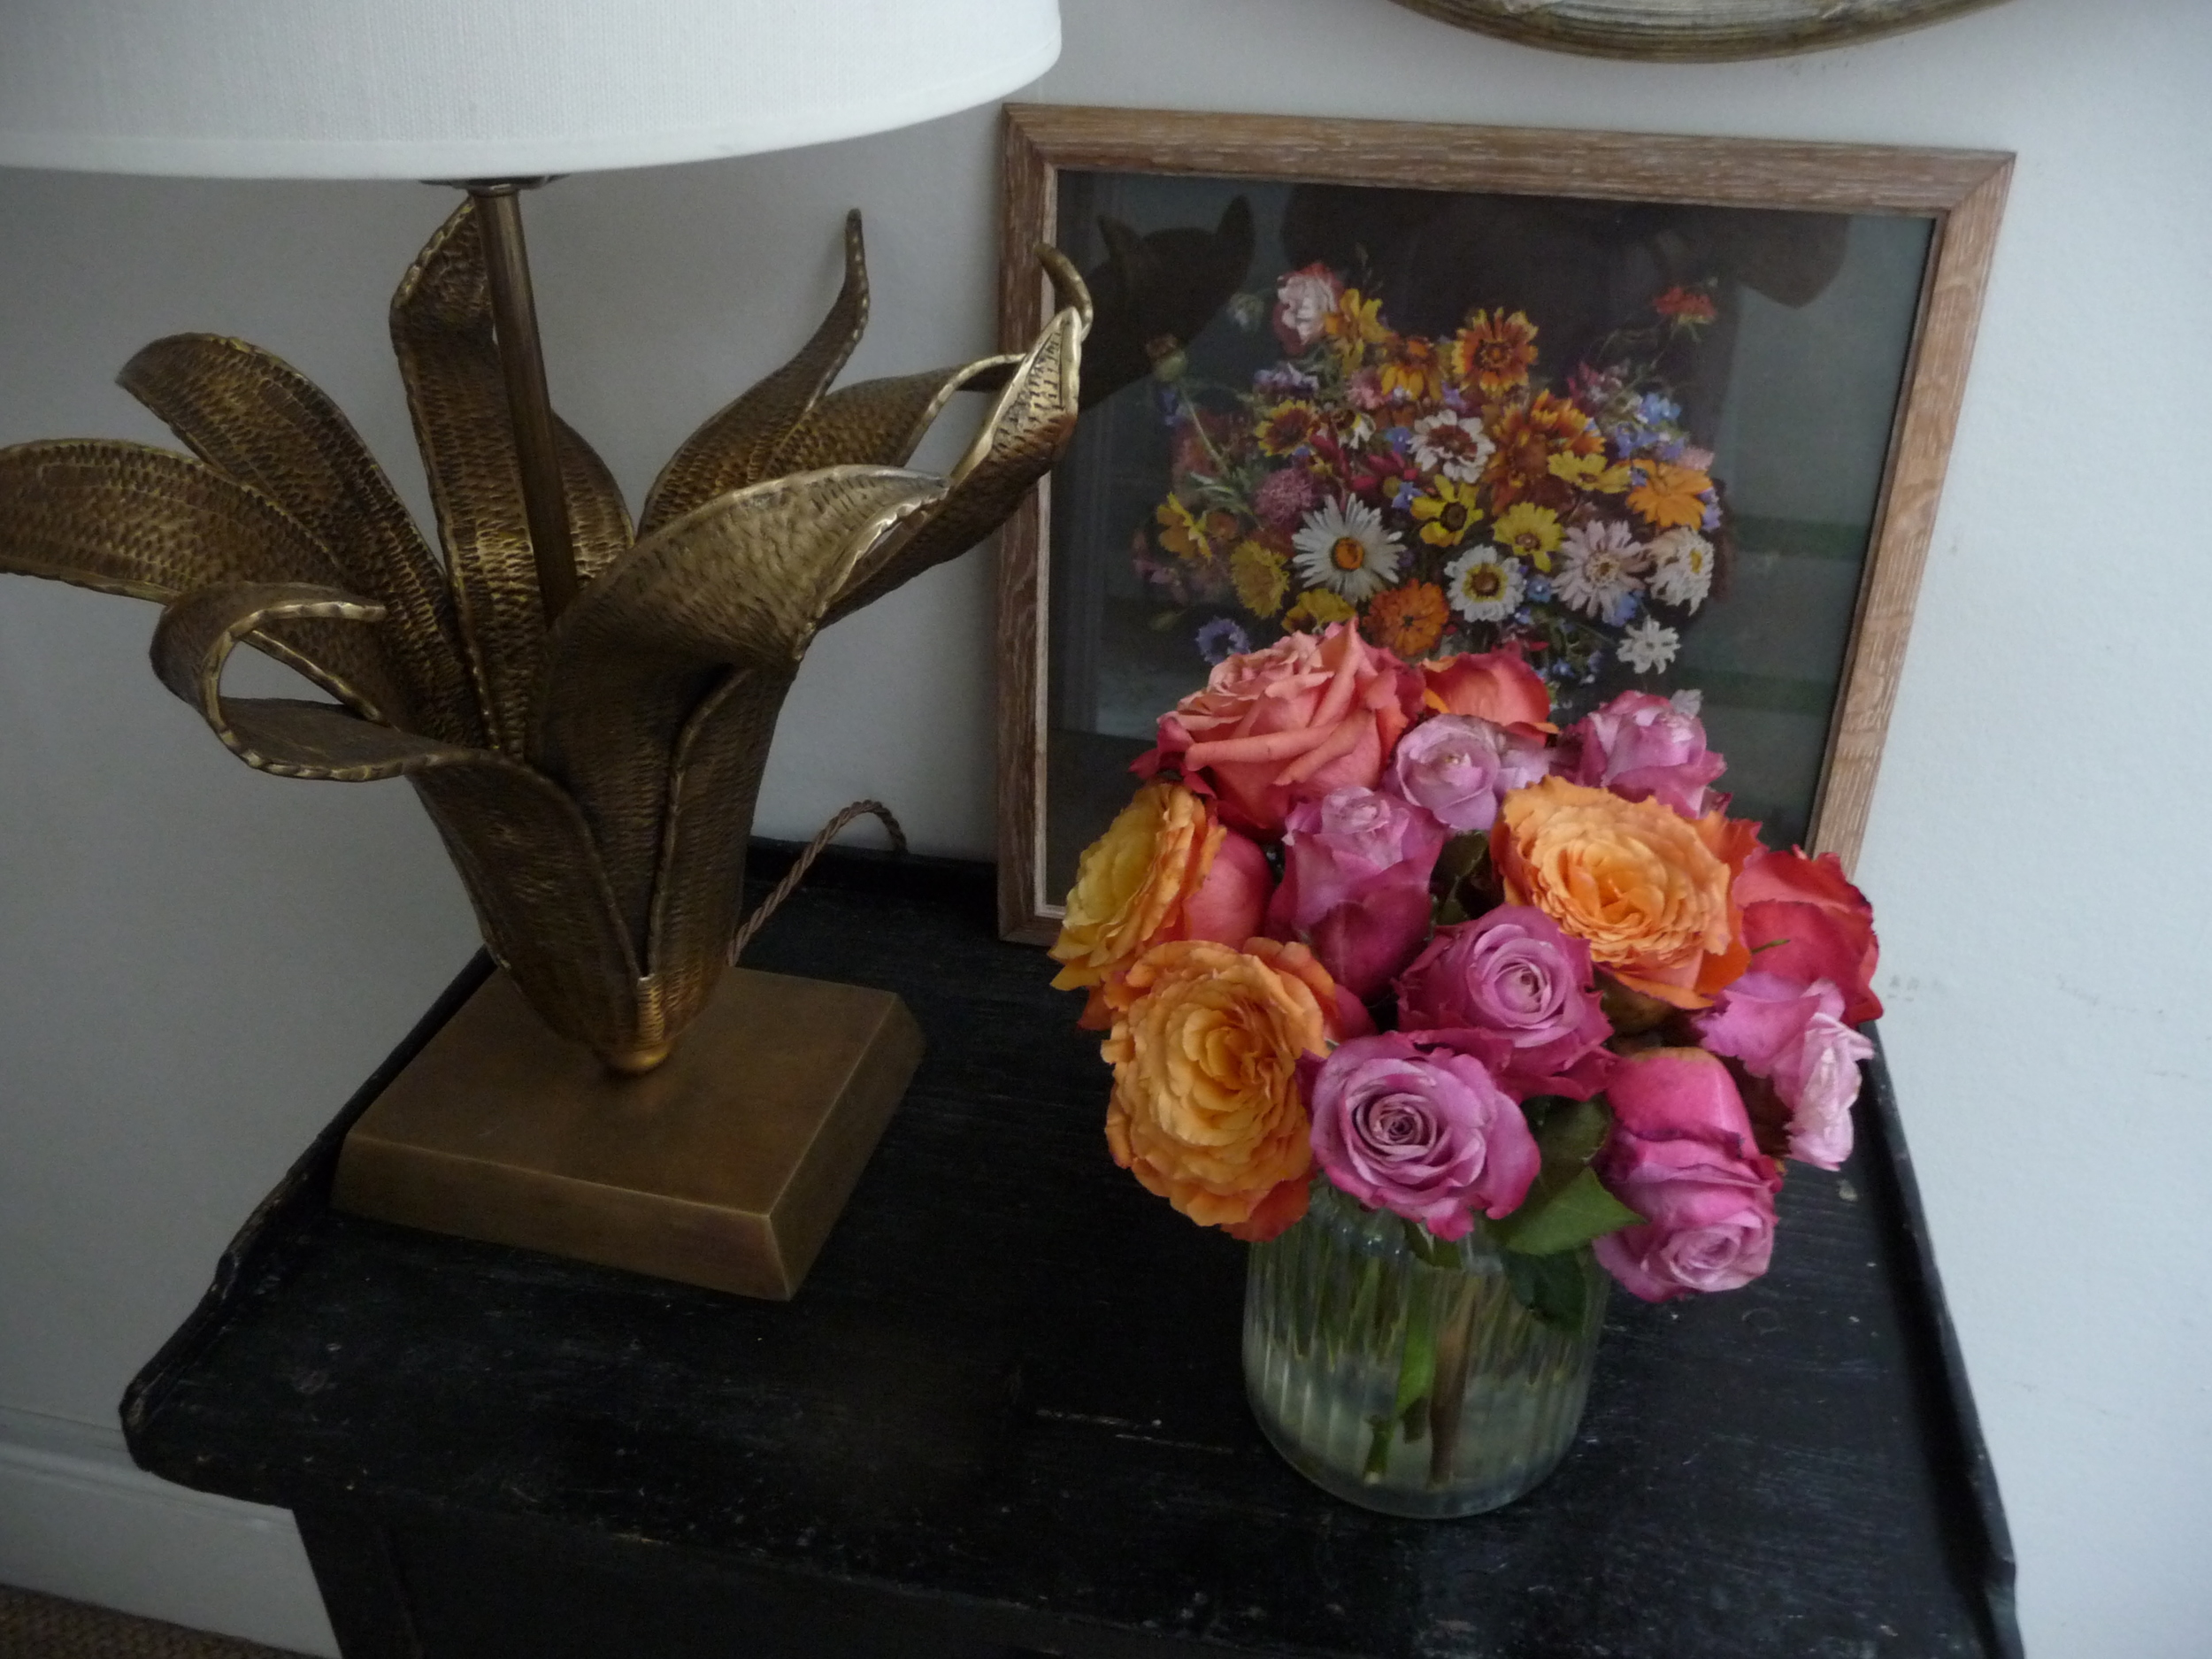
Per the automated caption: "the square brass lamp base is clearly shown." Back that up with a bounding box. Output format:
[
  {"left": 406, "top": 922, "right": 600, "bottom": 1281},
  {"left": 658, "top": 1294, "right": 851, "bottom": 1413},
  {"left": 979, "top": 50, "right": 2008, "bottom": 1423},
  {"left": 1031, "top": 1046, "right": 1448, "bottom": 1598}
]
[{"left": 331, "top": 966, "right": 925, "bottom": 1299}]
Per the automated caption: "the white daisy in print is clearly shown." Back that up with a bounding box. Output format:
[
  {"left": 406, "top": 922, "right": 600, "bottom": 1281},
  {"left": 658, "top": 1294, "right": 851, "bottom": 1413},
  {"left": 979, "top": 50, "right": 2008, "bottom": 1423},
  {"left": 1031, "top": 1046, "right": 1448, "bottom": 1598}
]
[
  {"left": 1291, "top": 495, "right": 1403, "bottom": 603},
  {"left": 1410, "top": 411, "right": 1495, "bottom": 484},
  {"left": 1443, "top": 546, "right": 1525, "bottom": 622},
  {"left": 1647, "top": 526, "right": 1716, "bottom": 611},
  {"left": 1554, "top": 518, "right": 1647, "bottom": 621},
  {"left": 1618, "top": 617, "right": 1681, "bottom": 675}
]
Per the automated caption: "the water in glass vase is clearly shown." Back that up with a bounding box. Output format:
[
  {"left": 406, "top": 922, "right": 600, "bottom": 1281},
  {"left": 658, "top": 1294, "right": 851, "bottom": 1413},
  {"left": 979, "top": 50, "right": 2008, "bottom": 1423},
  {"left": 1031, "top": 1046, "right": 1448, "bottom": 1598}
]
[{"left": 1243, "top": 1174, "right": 1606, "bottom": 1517}]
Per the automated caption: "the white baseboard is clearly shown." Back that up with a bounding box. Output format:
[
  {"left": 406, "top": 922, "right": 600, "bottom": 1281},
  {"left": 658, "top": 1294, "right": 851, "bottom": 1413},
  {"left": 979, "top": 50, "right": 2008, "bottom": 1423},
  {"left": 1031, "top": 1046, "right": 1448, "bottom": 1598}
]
[{"left": 0, "top": 1403, "right": 338, "bottom": 1656}]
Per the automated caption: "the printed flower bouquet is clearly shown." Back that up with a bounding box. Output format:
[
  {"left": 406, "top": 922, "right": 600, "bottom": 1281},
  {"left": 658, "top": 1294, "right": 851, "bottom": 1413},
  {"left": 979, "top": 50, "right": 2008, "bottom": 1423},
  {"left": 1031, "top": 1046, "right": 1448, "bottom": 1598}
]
[
  {"left": 1048, "top": 624, "right": 1881, "bottom": 1515},
  {"left": 1137, "top": 261, "right": 1726, "bottom": 711}
]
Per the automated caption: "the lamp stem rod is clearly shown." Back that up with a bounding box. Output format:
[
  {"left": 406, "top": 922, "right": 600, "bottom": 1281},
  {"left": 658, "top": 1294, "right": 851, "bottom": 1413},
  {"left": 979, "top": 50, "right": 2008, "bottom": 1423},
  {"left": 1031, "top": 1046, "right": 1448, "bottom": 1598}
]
[{"left": 468, "top": 181, "right": 578, "bottom": 621}]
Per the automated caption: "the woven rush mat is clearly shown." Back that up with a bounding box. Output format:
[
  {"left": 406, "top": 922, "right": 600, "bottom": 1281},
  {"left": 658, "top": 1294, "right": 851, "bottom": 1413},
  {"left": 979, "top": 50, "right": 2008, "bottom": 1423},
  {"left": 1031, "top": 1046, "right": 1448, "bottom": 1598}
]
[{"left": 0, "top": 1585, "right": 311, "bottom": 1658}]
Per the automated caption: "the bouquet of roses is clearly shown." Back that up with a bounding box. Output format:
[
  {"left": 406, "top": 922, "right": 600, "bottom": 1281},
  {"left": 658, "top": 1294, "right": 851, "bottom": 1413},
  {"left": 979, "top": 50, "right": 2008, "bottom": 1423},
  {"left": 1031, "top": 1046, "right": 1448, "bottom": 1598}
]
[{"left": 1049, "top": 622, "right": 1880, "bottom": 1314}]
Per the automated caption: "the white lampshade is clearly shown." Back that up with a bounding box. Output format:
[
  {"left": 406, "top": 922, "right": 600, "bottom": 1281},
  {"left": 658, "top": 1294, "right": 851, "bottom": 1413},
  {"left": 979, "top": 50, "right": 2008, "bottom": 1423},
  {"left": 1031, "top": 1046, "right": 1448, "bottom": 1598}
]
[{"left": 0, "top": 0, "right": 1061, "bottom": 179}]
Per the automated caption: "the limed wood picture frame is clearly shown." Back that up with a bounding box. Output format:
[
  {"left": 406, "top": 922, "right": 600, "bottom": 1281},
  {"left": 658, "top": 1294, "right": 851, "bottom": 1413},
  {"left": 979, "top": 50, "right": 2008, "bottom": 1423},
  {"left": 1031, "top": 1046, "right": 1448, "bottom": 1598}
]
[{"left": 995, "top": 104, "right": 2008, "bottom": 943}]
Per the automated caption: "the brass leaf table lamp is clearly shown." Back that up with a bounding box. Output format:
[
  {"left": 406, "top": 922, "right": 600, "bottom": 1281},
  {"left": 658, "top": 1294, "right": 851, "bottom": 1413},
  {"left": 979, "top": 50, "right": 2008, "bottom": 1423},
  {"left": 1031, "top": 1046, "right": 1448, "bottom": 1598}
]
[{"left": 0, "top": 0, "right": 1079, "bottom": 1298}]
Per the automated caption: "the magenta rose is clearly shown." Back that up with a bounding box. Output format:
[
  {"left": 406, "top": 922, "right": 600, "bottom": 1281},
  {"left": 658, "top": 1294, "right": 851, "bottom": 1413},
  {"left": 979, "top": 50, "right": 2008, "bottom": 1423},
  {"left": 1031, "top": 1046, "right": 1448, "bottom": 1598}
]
[
  {"left": 1592, "top": 1048, "right": 1779, "bottom": 1302},
  {"left": 1394, "top": 906, "right": 1614, "bottom": 1101},
  {"left": 1304, "top": 1033, "right": 1540, "bottom": 1239},
  {"left": 1559, "top": 690, "right": 1725, "bottom": 819},
  {"left": 1696, "top": 972, "right": 1875, "bottom": 1170},
  {"left": 1265, "top": 786, "right": 1445, "bottom": 1000},
  {"left": 1383, "top": 714, "right": 1553, "bottom": 834}
]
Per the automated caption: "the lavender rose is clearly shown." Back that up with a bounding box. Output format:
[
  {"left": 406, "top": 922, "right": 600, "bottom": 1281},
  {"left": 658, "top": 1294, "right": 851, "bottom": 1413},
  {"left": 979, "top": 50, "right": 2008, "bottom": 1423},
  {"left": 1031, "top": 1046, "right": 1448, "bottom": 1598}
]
[
  {"left": 1591, "top": 1048, "right": 1779, "bottom": 1302},
  {"left": 1265, "top": 787, "right": 1445, "bottom": 1000},
  {"left": 1559, "top": 690, "right": 1725, "bottom": 819},
  {"left": 1383, "top": 713, "right": 1553, "bottom": 833},
  {"left": 1305, "top": 1033, "right": 1540, "bottom": 1240},
  {"left": 1696, "top": 972, "right": 1875, "bottom": 1169},
  {"left": 1394, "top": 906, "right": 1614, "bottom": 1101}
]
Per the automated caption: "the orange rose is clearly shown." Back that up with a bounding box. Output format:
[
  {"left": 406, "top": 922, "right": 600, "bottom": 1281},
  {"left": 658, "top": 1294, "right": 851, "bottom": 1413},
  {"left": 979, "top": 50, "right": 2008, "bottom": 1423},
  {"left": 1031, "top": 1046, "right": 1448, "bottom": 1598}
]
[
  {"left": 1102, "top": 938, "right": 1359, "bottom": 1240},
  {"left": 1052, "top": 783, "right": 1234, "bottom": 1028},
  {"left": 1421, "top": 642, "right": 1555, "bottom": 733},
  {"left": 1492, "top": 777, "right": 1753, "bottom": 1010}
]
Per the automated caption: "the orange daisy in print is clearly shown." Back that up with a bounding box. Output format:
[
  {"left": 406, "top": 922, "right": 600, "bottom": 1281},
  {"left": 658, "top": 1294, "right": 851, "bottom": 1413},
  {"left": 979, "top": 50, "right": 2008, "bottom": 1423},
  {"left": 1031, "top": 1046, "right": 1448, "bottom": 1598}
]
[
  {"left": 1450, "top": 309, "right": 1539, "bottom": 397},
  {"left": 1484, "top": 392, "right": 1604, "bottom": 511},
  {"left": 1363, "top": 581, "right": 1450, "bottom": 657},
  {"left": 1379, "top": 334, "right": 1446, "bottom": 404},
  {"left": 1255, "top": 400, "right": 1322, "bottom": 457},
  {"left": 1626, "top": 460, "right": 1715, "bottom": 532}
]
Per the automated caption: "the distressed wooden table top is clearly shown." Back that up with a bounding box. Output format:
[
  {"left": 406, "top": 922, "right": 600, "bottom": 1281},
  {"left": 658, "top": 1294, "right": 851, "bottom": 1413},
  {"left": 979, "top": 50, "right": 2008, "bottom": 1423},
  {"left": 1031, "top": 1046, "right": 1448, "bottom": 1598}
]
[{"left": 126, "top": 846, "right": 2015, "bottom": 1659}]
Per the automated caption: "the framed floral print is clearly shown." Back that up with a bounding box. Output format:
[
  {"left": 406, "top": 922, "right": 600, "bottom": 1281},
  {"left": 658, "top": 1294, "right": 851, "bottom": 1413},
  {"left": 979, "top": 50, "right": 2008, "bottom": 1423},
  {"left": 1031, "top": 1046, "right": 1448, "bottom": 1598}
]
[{"left": 995, "top": 106, "right": 2008, "bottom": 942}]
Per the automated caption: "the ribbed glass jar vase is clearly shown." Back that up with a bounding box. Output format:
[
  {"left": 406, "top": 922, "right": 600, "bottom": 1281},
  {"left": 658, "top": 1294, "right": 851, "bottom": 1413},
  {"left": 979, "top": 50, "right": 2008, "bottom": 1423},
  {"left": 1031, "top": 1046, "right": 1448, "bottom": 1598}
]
[{"left": 1243, "top": 1174, "right": 1606, "bottom": 1517}]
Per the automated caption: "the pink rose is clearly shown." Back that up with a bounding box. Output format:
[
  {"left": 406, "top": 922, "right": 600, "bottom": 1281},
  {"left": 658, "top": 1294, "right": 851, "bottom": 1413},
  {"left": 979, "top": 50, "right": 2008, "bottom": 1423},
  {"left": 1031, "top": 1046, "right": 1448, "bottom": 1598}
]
[
  {"left": 1558, "top": 690, "right": 1725, "bottom": 819},
  {"left": 1176, "top": 827, "right": 1274, "bottom": 949},
  {"left": 1394, "top": 906, "right": 1615, "bottom": 1101},
  {"left": 1143, "top": 623, "right": 1419, "bottom": 837},
  {"left": 1384, "top": 713, "right": 1553, "bottom": 834},
  {"left": 1592, "top": 1048, "right": 1779, "bottom": 1302},
  {"left": 1735, "top": 848, "right": 1884, "bottom": 1025},
  {"left": 1696, "top": 972, "right": 1874, "bottom": 1170},
  {"left": 1266, "top": 787, "right": 1444, "bottom": 1000},
  {"left": 1272, "top": 263, "right": 1343, "bottom": 354},
  {"left": 1420, "top": 643, "right": 1554, "bottom": 733},
  {"left": 1304, "top": 1033, "right": 1540, "bottom": 1239}
]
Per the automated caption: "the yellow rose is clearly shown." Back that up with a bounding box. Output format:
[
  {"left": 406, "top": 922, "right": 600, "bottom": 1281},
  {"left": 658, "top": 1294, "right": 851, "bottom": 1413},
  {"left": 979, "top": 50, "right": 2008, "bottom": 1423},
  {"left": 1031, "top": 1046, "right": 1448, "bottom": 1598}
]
[
  {"left": 1492, "top": 777, "right": 1752, "bottom": 1009},
  {"left": 1050, "top": 783, "right": 1222, "bottom": 1022},
  {"left": 1102, "top": 939, "right": 1332, "bottom": 1237}
]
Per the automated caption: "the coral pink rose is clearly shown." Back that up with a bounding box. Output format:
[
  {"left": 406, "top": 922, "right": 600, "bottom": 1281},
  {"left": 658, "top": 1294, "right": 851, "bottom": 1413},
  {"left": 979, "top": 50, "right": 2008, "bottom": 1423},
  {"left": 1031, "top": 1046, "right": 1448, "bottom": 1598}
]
[
  {"left": 1266, "top": 787, "right": 1445, "bottom": 1001},
  {"left": 1735, "top": 848, "right": 1883, "bottom": 1025},
  {"left": 1143, "top": 623, "right": 1419, "bottom": 836},
  {"left": 1558, "top": 690, "right": 1726, "bottom": 819},
  {"left": 1179, "top": 828, "right": 1274, "bottom": 949},
  {"left": 1697, "top": 972, "right": 1875, "bottom": 1170},
  {"left": 1420, "top": 643, "right": 1553, "bottom": 733},
  {"left": 1592, "top": 1048, "right": 1780, "bottom": 1302}
]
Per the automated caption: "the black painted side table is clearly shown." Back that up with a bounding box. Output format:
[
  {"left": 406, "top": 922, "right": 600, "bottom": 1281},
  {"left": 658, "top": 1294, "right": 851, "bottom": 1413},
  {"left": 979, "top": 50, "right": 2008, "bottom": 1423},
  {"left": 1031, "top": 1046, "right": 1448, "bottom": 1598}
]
[{"left": 123, "top": 846, "right": 2020, "bottom": 1658}]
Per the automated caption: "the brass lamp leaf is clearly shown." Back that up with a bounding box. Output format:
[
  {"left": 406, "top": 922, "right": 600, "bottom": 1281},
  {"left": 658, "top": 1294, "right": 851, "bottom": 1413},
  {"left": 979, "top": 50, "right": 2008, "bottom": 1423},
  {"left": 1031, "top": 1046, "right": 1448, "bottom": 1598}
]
[
  {"left": 0, "top": 440, "right": 410, "bottom": 726},
  {"left": 534, "top": 465, "right": 941, "bottom": 946},
  {"left": 827, "top": 300, "right": 1083, "bottom": 625},
  {"left": 119, "top": 334, "right": 484, "bottom": 749},
  {"left": 765, "top": 357, "right": 1021, "bottom": 476},
  {"left": 391, "top": 200, "right": 635, "bottom": 757},
  {"left": 636, "top": 211, "right": 872, "bottom": 538},
  {"left": 147, "top": 577, "right": 649, "bottom": 1059}
]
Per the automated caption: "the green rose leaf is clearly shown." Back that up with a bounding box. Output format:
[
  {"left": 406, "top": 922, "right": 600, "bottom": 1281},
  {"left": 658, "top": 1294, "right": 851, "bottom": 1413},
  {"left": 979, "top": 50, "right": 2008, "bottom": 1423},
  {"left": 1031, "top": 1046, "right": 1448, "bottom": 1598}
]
[
  {"left": 1490, "top": 1098, "right": 1642, "bottom": 1256},
  {"left": 1493, "top": 1165, "right": 1644, "bottom": 1256}
]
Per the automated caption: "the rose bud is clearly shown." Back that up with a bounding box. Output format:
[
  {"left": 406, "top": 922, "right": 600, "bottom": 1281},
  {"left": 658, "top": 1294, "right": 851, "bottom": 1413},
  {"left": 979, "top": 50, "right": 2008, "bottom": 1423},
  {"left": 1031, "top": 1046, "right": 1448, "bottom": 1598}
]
[
  {"left": 1304, "top": 1033, "right": 1540, "bottom": 1240},
  {"left": 1557, "top": 690, "right": 1726, "bottom": 819},
  {"left": 1592, "top": 1048, "right": 1780, "bottom": 1302},
  {"left": 1178, "top": 827, "right": 1274, "bottom": 948},
  {"left": 1266, "top": 786, "right": 1446, "bottom": 1000}
]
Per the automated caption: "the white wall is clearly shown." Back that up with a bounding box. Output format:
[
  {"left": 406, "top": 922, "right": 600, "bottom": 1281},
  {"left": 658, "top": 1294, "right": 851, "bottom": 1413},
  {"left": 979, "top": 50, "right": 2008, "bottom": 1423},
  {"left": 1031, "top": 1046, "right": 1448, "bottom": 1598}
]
[{"left": 0, "top": 1, "right": 2204, "bottom": 1653}]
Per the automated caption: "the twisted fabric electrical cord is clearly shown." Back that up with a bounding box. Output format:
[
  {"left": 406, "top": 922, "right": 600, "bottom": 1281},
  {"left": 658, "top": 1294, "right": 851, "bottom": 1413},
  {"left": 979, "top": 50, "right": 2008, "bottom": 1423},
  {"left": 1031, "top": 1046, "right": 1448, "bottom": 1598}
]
[{"left": 727, "top": 800, "right": 907, "bottom": 964}]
